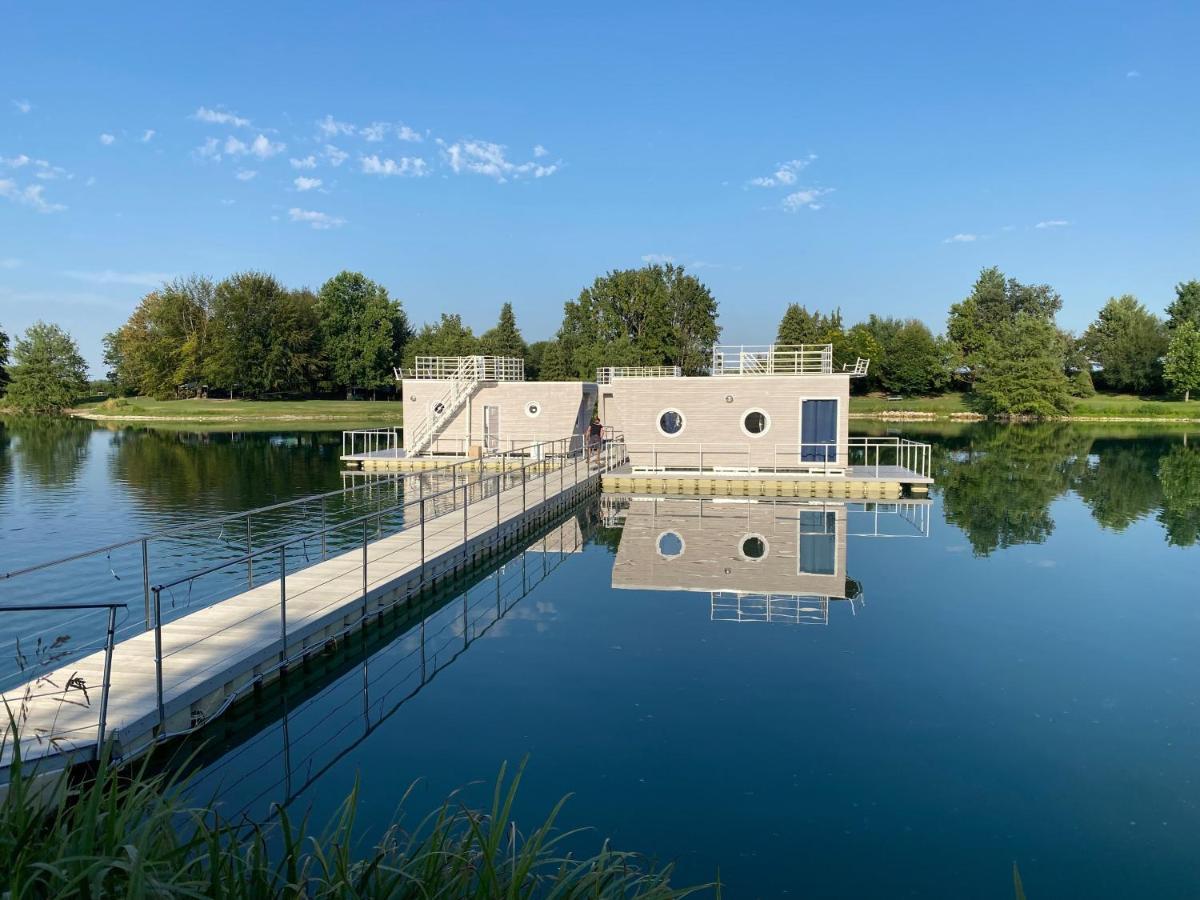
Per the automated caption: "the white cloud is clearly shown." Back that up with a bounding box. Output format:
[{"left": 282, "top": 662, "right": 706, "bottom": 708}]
[
  {"left": 12, "top": 99, "right": 32, "bottom": 114},
  {"left": 1126, "top": 70, "right": 1140, "bottom": 78},
  {"left": 749, "top": 155, "right": 816, "bottom": 188},
  {"left": 533, "top": 144, "right": 548, "bottom": 158},
  {"left": 781, "top": 187, "right": 832, "bottom": 211},
  {"left": 64, "top": 270, "right": 175, "bottom": 287},
  {"left": 235, "top": 169, "right": 257, "bottom": 181},
  {"left": 220, "top": 198, "right": 236, "bottom": 206},
  {"left": 288, "top": 207, "right": 345, "bottom": 230},
  {"left": 317, "top": 114, "right": 355, "bottom": 137},
  {"left": 0, "top": 257, "right": 21, "bottom": 269},
  {"left": 99, "top": 133, "right": 116, "bottom": 145},
  {"left": 943, "top": 233, "right": 978, "bottom": 243},
  {"left": 224, "top": 136, "right": 247, "bottom": 155},
  {"left": 1035, "top": 219, "right": 1070, "bottom": 229},
  {"left": 141, "top": 129, "right": 155, "bottom": 142},
  {"left": 441, "top": 139, "right": 557, "bottom": 182},
  {"left": 396, "top": 124, "right": 422, "bottom": 142},
  {"left": 360, "top": 154, "right": 428, "bottom": 177},
  {"left": 290, "top": 155, "right": 318, "bottom": 169},
  {"left": 193, "top": 106, "right": 250, "bottom": 128},
  {"left": 323, "top": 144, "right": 349, "bottom": 167},
  {"left": 32, "top": 159, "right": 68, "bottom": 180},
  {"left": 641, "top": 253, "right": 675, "bottom": 264},
  {"left": 293, "top": 176, "right": 322, "bottom": 191},
  {"left": 361, "top": 122, "right": 389, "bottom": 141},
  {"left": 0, "top": 179, "right": 66, "bottom": 213},
  {"left": 194, "top": 137, "right": 222, "bottom": 160},
  {"left": 222, "top": 134, "right": 284, "bottom": 160},
  {"left": 1, "top": 154, "right": 31, "bottom": 168}
]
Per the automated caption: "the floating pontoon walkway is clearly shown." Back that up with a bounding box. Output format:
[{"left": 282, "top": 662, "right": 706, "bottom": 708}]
[
  {"left": 602, "top": 464, "right": 932, "bottom": 499},
  {"left": 2, "top": 440, "right": 620, "bottom": 776}
]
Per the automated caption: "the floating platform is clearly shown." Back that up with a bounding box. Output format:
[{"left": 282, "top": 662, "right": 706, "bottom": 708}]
[
  {"left": 341, "top": 449, "right": 552, "bottom": 473},
  {"left": 601, "top": 464, "right": 931, "bottom": 499}
]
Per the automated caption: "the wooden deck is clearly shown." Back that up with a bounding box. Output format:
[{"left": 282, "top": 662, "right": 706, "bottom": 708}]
[{"left": 2, "top": 460, "right": 603, "bottom": 774}]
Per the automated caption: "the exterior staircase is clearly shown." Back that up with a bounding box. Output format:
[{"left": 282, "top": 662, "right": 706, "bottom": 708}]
[{"left": 404, "top": 356, "right": 485, "bottom": 455}]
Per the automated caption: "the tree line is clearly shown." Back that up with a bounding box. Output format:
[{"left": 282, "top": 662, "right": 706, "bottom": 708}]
[{"left": 2, "top": 262, "right": 1200, "bottom": 415}]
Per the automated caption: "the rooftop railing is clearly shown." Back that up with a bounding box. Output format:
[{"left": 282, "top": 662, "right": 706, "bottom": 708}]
[
  {"left": 595, "top": 366, "right": 683, "bottom": 384},
  {"left": 711, "top": 343, "right": 834, "bottom": 376},
  {"left": 402, "top": 356, "right": 525, "bottom": 382}
]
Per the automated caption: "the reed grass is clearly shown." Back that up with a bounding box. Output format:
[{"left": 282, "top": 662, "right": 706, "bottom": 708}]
[{"left": 1, "top": 727, "right": 710, "bottom": 898}]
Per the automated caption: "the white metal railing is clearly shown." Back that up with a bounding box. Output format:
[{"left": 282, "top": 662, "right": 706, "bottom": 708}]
[
  {"left": 711, "top": 344, "right": 835, "bottom": 376},
  {"left": 342, "top": 428, "right": 402, "bottom": 459},
  {"left": 408, "top": 356, "right": 525, "bottom": 382},
  {"left": 623, "top": 437, "right": 930, "bottom": 478},
  {"left": 405, "top": 357, "right": 485, "bottom": 455},
  {"left": 711, "top": 593, "right": 834, "bottom": 625},
  {"left": 595, "top": 366, "right": 683, "bottom": 384}
]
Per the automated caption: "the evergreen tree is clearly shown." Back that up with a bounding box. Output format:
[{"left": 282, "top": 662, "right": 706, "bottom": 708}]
[
  {"left": 1166, "top": 280, "right": 1200, "bottom": 330},
  {"left": 1164, "top": 321, "right": 1200, "bottom": 402},
  {"left": 5, "top": 321, "right": 89, "bottom": 413},
  {"left": 403, "top": 314, "right": 481, "bottom": 367},
  {"left": 1081, "top": 295, "right": 1168, "bottom": 393},
  {"left": 0, "top": 323, "right": 9, "bottom": 393},
  {"left": 479, "top": 302, "right": 527, "bottom": 360},
  {"left": 318, "top": 271, "right": 408, "bottom": 398},
  {"left": 879, "top": 320, "right": 950, "bottom": 395},
  {"left": 972, "top": 314, "right": 1072, "bottom": 416}
]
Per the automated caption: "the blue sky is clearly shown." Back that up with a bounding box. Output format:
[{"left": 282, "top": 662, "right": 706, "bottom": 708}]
[{"left": 2, "top": 1, "right": 1198, "bottom": 374}]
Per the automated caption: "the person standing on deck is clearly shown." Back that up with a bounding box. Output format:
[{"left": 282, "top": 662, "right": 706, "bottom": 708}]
[{"left": 587, "top": 413, "right": 604, "bottom": 465}]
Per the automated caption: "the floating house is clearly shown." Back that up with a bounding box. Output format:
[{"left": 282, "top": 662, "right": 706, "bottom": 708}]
[{"left": 341, "top": 344, "right": 932, "bottom": 496}]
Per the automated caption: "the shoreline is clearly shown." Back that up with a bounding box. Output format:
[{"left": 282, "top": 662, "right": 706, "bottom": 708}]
[{"left": 849, "top": 411, "right": 1200, "bottom": 424}]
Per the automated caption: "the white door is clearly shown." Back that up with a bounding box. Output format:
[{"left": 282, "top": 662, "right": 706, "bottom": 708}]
[{"left": 483, "top": 405, "right": 500, "bottom": 451}]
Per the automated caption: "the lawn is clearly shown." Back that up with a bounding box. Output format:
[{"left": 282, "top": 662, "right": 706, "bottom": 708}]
[
  {"left": 849, "top": 393, "right": 971, "bottom": 415},
  {"left": 73, "top": 396, "right": 404, "bottom": 422},
  {"left": 850, "top": 391, "right": 1200, "bottom": 420}
]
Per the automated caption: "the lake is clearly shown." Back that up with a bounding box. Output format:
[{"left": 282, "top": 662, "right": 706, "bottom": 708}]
[{"left": 2, "top": 417, "right": 1199, "bottom": 898}]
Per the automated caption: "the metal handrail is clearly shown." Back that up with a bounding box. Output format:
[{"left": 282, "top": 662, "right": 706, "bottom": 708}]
[
  {"left": 595, "top": 366, "right": 683, "bottom": 384},
  {"left": 710, "top": 343, "right": 835, "bottom": 376},
  {"left": 622, "top": 436, "right": 930, "bottom": 478}
]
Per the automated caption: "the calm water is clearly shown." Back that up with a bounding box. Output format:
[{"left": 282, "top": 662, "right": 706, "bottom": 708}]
[{"left": 3, "top": 418, "right": 1200, "bottom": 897}]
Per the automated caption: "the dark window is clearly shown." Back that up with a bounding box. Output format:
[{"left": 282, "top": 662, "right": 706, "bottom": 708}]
[
  {"left": 741, "top": 536, "right": 767, "bottom": 559},
  {"left": 659, "top": 410, "right": 684, "bottom": 435},
  {"left": 744, "top": 411, "right": 768, "bottom": 434}
]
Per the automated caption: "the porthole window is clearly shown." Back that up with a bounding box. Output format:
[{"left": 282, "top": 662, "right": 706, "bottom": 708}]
[
  {"left": 739, "top": 534, "right": 768, "bottom": 560},
  {"left": 741, "top": 408, "right": 770, "bottom": 437},
  {"left": 657, "top": 531, "right": 685, "bottom": 559},
  {"left": 525, "top": 401, "right": 541, "bottom": 418},
  {"left": 657, "top": 409, "right": 685, "bottom": 436},
  {"left": 432, "top": 401, "right": 446, "bottom": 415}
]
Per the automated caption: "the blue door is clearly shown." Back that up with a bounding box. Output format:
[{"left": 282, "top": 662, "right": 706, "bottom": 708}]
[{"left": 800, "top": 399, "right": 837, "bottom": 462}]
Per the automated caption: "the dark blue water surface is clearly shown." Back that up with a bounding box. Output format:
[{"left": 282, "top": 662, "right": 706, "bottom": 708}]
[{"left": 3, "top": 418, "right": 1200, "bottom": 898}]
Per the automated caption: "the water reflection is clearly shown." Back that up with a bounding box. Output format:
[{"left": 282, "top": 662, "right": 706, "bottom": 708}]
[{"left": 4, "top": 416, "right": 94, "bottom": 489}]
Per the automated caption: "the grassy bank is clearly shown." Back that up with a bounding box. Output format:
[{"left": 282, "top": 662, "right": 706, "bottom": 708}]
[
  {"left": 71, "top": 397, "right": 404, "bottom": 423},
  {"left": 850, "top": 392, "right": 1200, "bottom": 421}
]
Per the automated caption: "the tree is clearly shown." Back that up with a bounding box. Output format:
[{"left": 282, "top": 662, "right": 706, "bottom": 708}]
[
  {"left": 525, "top": 340, "right": 551, "bottom": 380},
  {"left": 1167, "top": 280, "right": 1200, "bottom": 330},
  {"left": 972, "top": 314, "right": 1072, "bottom": 417},
  {"left": 1158, "top": 446, "right": 1200, "bottom": 547},
  {"left": 1081, "top": 295, "right": 1168, "bottom": 393},
  {"left": 776, "top": 305, "right": 842, "bottom": 346},
  {"left": 105, "top": 276, "right": 214, "bottom": 399},
  {"left": 554, "top": 264, "right": 719, "bottom": 379},
  {"left": 537, "top": 340, "right": 571, "bottom": 381},
  {"left": 878, "top": 320, "right": 949, "bottom": 395},
  {"left": 4, "top": 321, "right": 89, "bottom": 413},
  {"left": 1164, "top": 321, "right": 1200, "bottom": 402},
  {"left": 947, "top": 267, "right": 1063, "bottom": 383},
  {"left": 206, "top": 273, "right": 323, "bottom": 397},
  {"left": 0, "top": 323, "right": 9, "bottom": 393},
  {"left": 403, "top": 314, "right": 480, "bottom": 366},
  {"left": 479, "top": 302, "right": 527, "bottom": 360},
  {"left": 318, "top": 271, "right": 409, "bottom": 398}
]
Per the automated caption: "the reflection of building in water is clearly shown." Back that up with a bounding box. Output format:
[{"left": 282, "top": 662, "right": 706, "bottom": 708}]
[{"left": 607, "top": 496, "right": 929, "bottom": 625}]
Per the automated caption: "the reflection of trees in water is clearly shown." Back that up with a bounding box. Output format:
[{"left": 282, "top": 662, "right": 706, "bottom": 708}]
[
  {"left": 930, "top": 423, "right": 1200, "bottom": 553},
  {"left": 109, "top": 428, "right": 342, "bottom": 515},
  {"left": 5, "top": 416, "right": 95, "bottom": 488},
  {"left": 1158, "top": 446, "right": 1200, "bottom": 547}
]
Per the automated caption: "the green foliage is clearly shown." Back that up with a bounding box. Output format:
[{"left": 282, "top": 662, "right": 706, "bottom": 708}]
[
  {"left": 525, "top": 339, "right": 552, "bottom": 380},
  {"left": 538, "top": 339, "right": 571, "bottom": 380},
  {"left": 4, "top": 321, "right": 89, "bottom": 413},
  {"left": 947, "top": 266, "right": 1063, "bottom": 383},
  {"left": 775, "top": 304, "right": 841, "bottom": 345},
  {"left": 972, "top": 314, "right": 1072, "bottom": 417},
  {"left": 876, "top": 320, "right": 949, "bottom": 395},
  {"left": 479, "top": 301, "right": 528, "bottom": 360},
  {"left": 105, "top": 276, "right": 214, "bottom": 399},
  {"left": 206, "top": 273, "right": 324, "bottom": 398},
  {"left": 318, "top": 270, "right": 409, "bottom": 397},
  {"left": 1163, "top": 321, "right": 1200, "bottom": 402},
  {"left": 0, "top": 323, "right": 9, "bottom": 392},
  {"left": 1082, "top": 295, "right": 1168, "bottom": 393},
  {"left": 1158, "top": 445, "right": 1200, "bottom": 546},
  {"left": 0, "top": 735, "right": 701, "bottom": 898},
  {"left": 404, "top": 313, "right": 481, "bottom": 365},
  {"left": 555, "top": 264, "right": 719, "bottom": 378},
  {"left": 1166, "top": 279, "right": 1200, "bottom": 330}
]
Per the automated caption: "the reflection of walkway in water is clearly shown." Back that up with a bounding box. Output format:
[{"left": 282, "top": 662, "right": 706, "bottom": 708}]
[
  {"left": 606, "top": 496, "right": 929, "bottom": 626},
  {"left": 177, "top": 511, "right": 586, "bottom": 823}
]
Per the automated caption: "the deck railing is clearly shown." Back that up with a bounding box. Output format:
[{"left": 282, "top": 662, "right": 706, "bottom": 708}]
[
  {"left": 1, "top": 432, "right": 627, "bottom": 773},
  {"left": 711, "top": 343, "right": 834, "bottom": 376},
  {"left": 624, "top": 436, "right": 930, "bottom": 478},
  {"left": 342, "top": 427, "right": 402, "bottom": 459},
  {"left": 595, "top": 366, "right": 682, "bottom": 384},
  {"left": 406, "top": 356, "right": 525, "bottom": 382}
]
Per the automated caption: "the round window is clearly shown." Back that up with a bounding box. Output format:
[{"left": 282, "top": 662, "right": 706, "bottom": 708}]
[
  {"left": 525, "top": 401, "right": 541, "bottom": 418},
  {"left": 657, "top": 531, "right": 685, "bottom": 558},
  {"left": 432, "top": 402, "right": 446, "bottom": 415},
  {"left": 742, "top": 409, "right": 769, "bottom": 436},
  {"left": 740, "top": 534, "right": 768, "bottom": 560},
  {"left": 657, "top": 409, "right": 685, "bottom": 436}
]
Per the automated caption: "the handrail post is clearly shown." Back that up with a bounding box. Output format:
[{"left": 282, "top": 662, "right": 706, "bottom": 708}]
[
  {"left": 495, "top": 467, "right": 501, "bottom": 539},
  {"left": 463, "top": 480, "right": 469, "bottom": 547},
  {"left": 246, "top": 514, "right": 253, "bottom": 588},
  {"left": 362, "top": 521, "right": 369, "bottom": 602},
  {"left": 279, "top": 545, "right": 288, "bottom": 668},
  {"left": 420, "top": 495, "right": 426, "bottom": 583},
  {"left": 96, "top": 604, "right": 117, "bottom": 752},
  {"left": 141, "top": 538, "right": 151, "bottom": 630},
  {"left": 320, "top": 496, "right": 327, "bottom": 560},
  {"left": 152, "top": 586, "right": 165, "bottom": 737}
]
